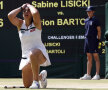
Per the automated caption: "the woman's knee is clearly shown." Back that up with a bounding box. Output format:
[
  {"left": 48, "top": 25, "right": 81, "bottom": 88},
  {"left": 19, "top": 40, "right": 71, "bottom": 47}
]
[
  {"left": 29, "top": 49, "right": 46, "bottom": 64},
  {"left": 30, "top": 49, "right": 41, "bottom": 59},
  {"left": 22, "top": 64, "right": 33, "bottom": 88},
  {"left": 93, "top": 53, "right": 100, "bottom": 61},
  {"left": 24, "top": 83, "right": 31, "bottom": 88},
  {"left": 87, "top": 57, "right": 92, "bottom": 61}
]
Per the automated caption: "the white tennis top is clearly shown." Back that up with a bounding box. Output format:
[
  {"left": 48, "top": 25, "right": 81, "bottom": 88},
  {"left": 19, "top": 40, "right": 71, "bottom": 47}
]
[
  {"left": 19, "top": 21, "right": 42, "bottom": 56},
  {"left": 18, "top": 21, "right": 51, "bottom": 70}
]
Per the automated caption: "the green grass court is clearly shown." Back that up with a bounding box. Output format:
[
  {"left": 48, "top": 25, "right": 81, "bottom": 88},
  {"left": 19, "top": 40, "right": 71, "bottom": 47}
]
[{"left": 0, "top": 78, "right": 108, "bottom": 90}]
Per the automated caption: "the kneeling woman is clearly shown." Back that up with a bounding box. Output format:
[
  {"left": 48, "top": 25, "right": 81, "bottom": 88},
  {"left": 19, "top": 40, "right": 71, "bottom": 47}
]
[{"left": 8, "top": 3, "right": 51, "bottom": 89}]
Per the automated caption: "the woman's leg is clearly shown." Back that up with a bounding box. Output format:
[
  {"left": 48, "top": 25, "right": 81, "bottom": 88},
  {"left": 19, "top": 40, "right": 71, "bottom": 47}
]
[
  {"left": 93, "top": 53, "right": 100, "bottom": 75},
  {"left": 22, "top": 49, "right": 46, "bottom": 88},
  {"left": 30, "top": 49, "right": 46, "bottom": 81},
  {"left": 87, "top": 53, "right": 93, "bottom": 75},
  {"left": 22, "top": 63, "right": 33, "bottom": 88}
]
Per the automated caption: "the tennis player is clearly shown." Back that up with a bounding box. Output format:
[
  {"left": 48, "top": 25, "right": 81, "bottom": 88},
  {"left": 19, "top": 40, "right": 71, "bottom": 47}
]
[{"left": 8, "top": 3, "right": 51, "bottom": 88}]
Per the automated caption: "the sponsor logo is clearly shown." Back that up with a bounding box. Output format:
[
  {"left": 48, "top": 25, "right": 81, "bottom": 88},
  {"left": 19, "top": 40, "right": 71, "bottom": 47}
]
[{"left": 30, "top": 29, "right": 35, "bottom": 32}]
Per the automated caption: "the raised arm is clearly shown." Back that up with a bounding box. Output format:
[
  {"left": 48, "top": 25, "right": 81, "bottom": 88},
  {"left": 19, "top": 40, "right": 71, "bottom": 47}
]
[
  {"left": 8, "top": 4, "right": 26, "bottom": 30},
  {"left": 27, "top": 4, "right": 41, "bottom": 30}
]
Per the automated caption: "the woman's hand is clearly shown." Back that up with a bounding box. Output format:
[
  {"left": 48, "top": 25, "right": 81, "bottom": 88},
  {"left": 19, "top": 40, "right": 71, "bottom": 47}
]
[{"left": 21, "top": 4, "right": 27, "bottom": 10}]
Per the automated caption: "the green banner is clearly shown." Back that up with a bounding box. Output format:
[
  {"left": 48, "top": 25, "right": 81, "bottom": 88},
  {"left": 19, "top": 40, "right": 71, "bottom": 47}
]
[{"left": 105, "top": 2, "right": 108, "bottom": 79}]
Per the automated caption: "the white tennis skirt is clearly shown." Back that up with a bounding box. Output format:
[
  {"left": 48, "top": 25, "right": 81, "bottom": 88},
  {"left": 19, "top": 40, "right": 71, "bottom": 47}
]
[{"left": 19, "top": 46, "right": 51, "bottom": 70}]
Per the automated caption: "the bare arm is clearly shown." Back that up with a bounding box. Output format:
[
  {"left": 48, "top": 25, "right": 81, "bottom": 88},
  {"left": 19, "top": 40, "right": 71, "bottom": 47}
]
[
  {"left": 8, "top": 4, "right": 26, "bottom": 30},
  {"left": 27, "top": 4, "right": 41, "bottom": 30},
  {"left": 97, "top": 26, "right": 101, "bottom": 40}
]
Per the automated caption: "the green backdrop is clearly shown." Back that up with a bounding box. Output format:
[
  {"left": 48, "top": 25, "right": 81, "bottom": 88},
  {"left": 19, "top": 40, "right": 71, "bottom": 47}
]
[{"left": 105, "top": 2, "right": 108, "bottom": 79}]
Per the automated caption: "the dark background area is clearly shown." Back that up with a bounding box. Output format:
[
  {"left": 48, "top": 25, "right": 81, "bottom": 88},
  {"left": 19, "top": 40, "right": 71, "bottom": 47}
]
[{"left": 0, "top": 0, "right": 107, "bottom": 78}]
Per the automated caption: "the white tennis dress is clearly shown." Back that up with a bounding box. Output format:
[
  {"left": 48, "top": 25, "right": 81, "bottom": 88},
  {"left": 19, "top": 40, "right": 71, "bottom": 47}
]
[{"left": 18, "top": 21, "right": 51, "bottom": 70}]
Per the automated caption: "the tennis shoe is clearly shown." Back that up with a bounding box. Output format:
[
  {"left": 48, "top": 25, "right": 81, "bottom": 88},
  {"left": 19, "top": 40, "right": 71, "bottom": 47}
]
[
  {"left": 80, "top": 74, "right": 91, "bottom": 80},
  {"left": 92, "top": 75, "right": 100, "bottom": 80},
  {"left": 29, "top": 81, "right": 40, "bottom": 89},
  {"left": 40, "top": 70, "right": 47, "bottom": 88}
]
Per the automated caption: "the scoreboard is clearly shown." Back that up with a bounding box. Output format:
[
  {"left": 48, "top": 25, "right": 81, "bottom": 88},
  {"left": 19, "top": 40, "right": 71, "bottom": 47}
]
[{"left": 0, "top": 0, "right": 107, "bottom": 63}]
